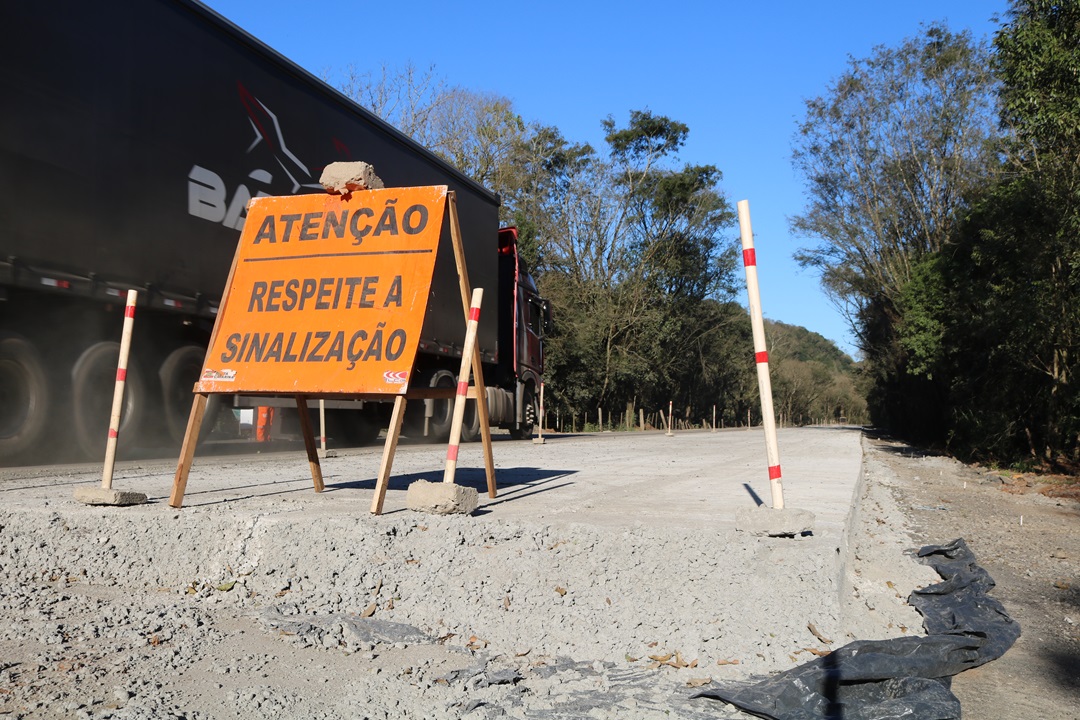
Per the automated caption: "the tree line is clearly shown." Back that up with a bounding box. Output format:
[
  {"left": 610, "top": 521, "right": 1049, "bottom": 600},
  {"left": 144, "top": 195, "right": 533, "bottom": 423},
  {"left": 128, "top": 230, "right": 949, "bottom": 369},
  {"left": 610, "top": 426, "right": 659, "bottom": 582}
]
[
  {"left": 791, "top": 0, "right": 1079, "bottom": 470},
  {"left": 330, "top": 63, "right": 868, "bottom": 432}
]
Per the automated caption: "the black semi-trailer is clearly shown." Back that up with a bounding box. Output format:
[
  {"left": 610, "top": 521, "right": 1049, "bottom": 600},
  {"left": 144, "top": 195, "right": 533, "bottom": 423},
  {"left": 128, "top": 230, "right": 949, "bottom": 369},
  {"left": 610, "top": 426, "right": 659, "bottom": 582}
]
[{"left": 0, "top": 0, "right": 548, "bottom": 464}]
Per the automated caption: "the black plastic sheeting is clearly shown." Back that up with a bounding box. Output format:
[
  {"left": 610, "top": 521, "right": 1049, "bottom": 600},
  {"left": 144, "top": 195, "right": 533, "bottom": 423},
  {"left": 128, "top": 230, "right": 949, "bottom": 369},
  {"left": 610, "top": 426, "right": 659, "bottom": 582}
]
[{"left": 692, "top": 538, "right": 1021, "bottom": 720}]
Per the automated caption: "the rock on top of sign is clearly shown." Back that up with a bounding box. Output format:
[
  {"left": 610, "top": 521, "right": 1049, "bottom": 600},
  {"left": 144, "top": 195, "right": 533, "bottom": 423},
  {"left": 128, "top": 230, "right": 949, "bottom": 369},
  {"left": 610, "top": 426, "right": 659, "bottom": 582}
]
[{"left": 319, "top": 161, "right": 385, "bottom": 195}]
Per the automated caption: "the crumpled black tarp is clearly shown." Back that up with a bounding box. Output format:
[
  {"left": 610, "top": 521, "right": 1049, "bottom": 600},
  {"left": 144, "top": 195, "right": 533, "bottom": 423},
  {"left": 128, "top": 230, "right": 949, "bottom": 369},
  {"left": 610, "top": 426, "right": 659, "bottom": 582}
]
[{"left": 692, "top": 538, "right": 1021, "bottom": 720}]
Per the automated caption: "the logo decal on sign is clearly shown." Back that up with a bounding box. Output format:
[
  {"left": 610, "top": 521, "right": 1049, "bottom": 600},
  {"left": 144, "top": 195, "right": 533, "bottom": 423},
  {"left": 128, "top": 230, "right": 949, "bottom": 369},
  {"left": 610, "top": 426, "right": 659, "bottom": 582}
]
[
  {"left": 201, "top": 368, "right": 237, "bottom": 382},
  {"left": 383, "top": 370, "right": 408, "bottom": 385}
]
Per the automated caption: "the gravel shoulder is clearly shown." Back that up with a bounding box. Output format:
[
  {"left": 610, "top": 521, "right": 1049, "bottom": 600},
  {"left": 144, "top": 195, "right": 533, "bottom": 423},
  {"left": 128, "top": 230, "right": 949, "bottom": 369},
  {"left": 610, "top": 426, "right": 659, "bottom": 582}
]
[
  {"left": 865, "top": 434, "right": 1080, "bottom": 719},
  {"left": 1, "top": 427, "right": 1062, "bottom": 718}
]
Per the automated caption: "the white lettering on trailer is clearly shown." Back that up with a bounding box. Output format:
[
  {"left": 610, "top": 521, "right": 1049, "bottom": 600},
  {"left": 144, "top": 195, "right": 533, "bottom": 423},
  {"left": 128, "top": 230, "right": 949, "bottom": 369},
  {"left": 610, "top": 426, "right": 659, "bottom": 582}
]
[{"left": 187, "top": 165, "right": 271, "bottom": 231}]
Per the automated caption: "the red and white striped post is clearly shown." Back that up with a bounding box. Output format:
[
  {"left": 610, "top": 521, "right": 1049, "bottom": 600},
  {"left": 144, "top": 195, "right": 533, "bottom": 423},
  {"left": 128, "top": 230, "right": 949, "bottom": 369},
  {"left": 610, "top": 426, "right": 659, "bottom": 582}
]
[
  {"left": 101, "top": 289, "right": 138, "bottom": 491},
  {"left": 738, "top": 200, "right": 785, "bottom": 510},
  {"left": 443, "top": 288, "right": 484, "bottom": 484}
]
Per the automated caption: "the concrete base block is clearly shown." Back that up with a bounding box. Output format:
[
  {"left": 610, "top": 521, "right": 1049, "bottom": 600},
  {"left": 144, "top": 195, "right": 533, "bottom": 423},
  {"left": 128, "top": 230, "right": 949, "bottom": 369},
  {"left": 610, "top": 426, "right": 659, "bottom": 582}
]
[
  {"left": 405, "top": 480, "right": 478, "bottom": 515},
  {"left": 735, "top": 507, "right": 815, "bottom": 537},
  {"left": 74, "top": 487, "right": 147, "bottom": 506}
]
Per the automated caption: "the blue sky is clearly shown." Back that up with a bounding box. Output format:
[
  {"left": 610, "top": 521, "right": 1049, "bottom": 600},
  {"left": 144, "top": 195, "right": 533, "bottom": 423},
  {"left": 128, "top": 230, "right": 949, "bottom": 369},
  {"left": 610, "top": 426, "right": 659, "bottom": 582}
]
[{"left": 202, "top": 0, "right": 1009, "bottom": 357}]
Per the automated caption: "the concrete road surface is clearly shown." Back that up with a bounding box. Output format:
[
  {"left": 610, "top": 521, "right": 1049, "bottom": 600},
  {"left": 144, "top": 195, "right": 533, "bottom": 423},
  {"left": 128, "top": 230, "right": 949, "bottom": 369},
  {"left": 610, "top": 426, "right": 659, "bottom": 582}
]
[{"left": 1, "top": 426, "right": 863, "bottom": 536}]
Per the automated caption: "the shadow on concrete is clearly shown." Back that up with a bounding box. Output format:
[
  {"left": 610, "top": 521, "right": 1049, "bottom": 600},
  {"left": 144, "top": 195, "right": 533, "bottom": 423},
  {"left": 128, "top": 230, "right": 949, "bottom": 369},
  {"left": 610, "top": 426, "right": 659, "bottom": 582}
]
[
  {"left": 874, "top": 444, "right": 950, "bottom": 460},
  {"left": 1044, "top": 646, "right": 1080, "bottom": 702},
  {"left": 862, "top": 428, "right": 950, "bottom": 459},
  {"left": 743, "top": 483, "right": 765, "bottom": 507},
  {"left": 798, "top": 424, "right": 869, "bottom": 433},
  {"left": 153, "top": 473, "right": 344, "bottom": 507},
  {"left": 320, "top": 465, "right": 577, "bottom": 516},
  {"left": 323, "top": 465, "right": 576, "bottom": 500},
  {"left": 0, "top": 474, "right": 105, "bottom": 492}
]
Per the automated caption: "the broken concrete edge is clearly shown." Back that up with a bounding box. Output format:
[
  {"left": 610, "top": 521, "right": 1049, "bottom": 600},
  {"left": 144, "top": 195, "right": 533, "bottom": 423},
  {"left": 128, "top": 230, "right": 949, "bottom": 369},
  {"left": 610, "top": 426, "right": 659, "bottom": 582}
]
[
  {"left": 319, "top": 161, "right": 385, "bottom": 196},
  {"left": 405, "top": 480, "right": 479, "bottom": 516},
  {"left": 73, "top": 487, "right": 148, "bottom": 507},
  {"left": 734, "top": 507, "right": 816, "bottom": 538}
]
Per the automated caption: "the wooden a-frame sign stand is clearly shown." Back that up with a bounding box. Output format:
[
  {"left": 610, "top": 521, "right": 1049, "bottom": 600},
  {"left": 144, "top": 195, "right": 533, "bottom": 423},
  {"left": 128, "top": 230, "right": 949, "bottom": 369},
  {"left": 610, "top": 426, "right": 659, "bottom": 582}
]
[{"left": 168, "top": 191, "right": 497, "bottom": 512}]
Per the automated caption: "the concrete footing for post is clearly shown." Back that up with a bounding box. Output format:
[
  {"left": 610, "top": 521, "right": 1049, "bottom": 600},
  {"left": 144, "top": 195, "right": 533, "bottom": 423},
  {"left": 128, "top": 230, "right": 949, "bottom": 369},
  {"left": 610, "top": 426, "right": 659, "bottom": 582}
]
[
  {"left": 73, "top": 487, "right": 147, "bottom": 506},
  {"left": 405, "top": 480, "right": 478, "bottom": 515},
  {"left": 735, "top": 507, "right": 815, "bottom": 538}
]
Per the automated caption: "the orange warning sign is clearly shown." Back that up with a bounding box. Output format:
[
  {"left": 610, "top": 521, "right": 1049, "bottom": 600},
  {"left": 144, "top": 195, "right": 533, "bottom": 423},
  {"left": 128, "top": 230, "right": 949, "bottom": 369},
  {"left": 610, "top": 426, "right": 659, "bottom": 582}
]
[{"left": 196, "top": 186, "right": 447, "bottom": 395}]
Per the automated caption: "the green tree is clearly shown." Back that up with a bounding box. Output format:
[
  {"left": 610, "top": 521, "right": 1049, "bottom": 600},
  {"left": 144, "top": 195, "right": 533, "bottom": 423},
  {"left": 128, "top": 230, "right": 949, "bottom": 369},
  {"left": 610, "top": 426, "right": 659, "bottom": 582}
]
[
  {"left": 336, "top": 65, "right": 784, "bottom": 434},
  {"left": 792, "top": 25, "right": 997, "bottom": 322},
  {"left": 765, "top": 320, "right": 867, "bottom": 426},
  {"left": 335, "top": 63, "right": 533, "bottom": 227},
  {"left": 931, "top": 1, "right": 1080, "bottom": 466},
  {"left": 333, "top": 62, "right": 448, "bottom": 147},
  {"left": 602, "top": 111, "right": 737, "bottom": 417},
  {"left": 537, "top": 111, "right": 741, "bottom": 424},
  {"left": 791, "top": 24, "right": 999, "bottom": 437}
]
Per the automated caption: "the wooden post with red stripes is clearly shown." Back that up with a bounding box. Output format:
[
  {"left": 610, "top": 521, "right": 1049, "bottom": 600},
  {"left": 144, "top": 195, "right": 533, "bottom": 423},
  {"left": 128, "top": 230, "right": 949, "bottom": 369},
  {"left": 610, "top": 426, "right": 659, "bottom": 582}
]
[
  {"left": 443, "top": 288, "right": 484, "bottom": 484},
  {"left": 100, "top": 289, "right": 138, "bottom": 491},
  {"left": 738, "top": 200, "right": 785, "bottom": 510}
]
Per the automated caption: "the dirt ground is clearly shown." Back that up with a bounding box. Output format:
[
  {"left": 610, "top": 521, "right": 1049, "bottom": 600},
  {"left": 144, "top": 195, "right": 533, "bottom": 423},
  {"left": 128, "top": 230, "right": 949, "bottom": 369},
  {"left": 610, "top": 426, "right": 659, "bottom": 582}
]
[{"left": 867, "top": 434, "right": 1080, "bottom": 719}]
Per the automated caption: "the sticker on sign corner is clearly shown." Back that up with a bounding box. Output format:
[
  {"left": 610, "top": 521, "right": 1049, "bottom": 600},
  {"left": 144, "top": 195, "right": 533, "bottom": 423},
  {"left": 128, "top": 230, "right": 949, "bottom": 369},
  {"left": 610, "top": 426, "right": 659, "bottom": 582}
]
[
  {"left": 201, "top": 368, "right": 237, "bottom": 382},
  {"left": 383, "top": 370, "right": 408, "bottom": 385}
]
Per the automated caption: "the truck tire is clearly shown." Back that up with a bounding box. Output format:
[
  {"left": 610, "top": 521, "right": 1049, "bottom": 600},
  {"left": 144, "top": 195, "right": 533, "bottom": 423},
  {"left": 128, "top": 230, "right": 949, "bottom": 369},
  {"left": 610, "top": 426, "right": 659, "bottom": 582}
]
[
  {"left": 460, "top": 399, "right": 481, "bottom": 443},
  {"left": 0, "top": 333, "right": 50, "bottom": 462},
  {"left": 71, "top": 341, "right": 148, "bottom": 459},
  {"left": 159, "top": 345, "right": 219, "bottom": 445},
  {"left": 419, "top": 369, "right": 456, "bottom": 442},
  {"left": 509, "top": 386, "right": 536, "bottom": 440},
  {"left": 326, "top": 406, "right": 382, "bottom": 446}
]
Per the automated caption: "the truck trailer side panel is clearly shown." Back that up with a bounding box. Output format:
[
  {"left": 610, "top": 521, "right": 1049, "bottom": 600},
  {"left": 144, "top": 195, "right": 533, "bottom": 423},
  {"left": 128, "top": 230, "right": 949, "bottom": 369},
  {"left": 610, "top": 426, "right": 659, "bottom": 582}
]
[
  {"left": 0, "top": 0, "right": 530, "bottom": 463},
  {"left": 0, "top": 0, "right": 499, "bottom": 358}
]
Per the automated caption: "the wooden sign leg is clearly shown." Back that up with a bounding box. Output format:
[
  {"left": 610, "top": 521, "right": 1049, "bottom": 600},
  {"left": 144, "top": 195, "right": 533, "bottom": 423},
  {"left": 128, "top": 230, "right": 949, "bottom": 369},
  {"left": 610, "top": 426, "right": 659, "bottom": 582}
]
[
  {"left": 447, "top": 192, "right": 473, "bottom": 318},
  {"left": 294, "top": 396, "right": 324, "bottom": 493},
  {"left": 169, "top": 393, "right": 209, "bottom": 509},
  {"left": 472, "top": 352, "right": 497, "bottom": 498},
  {"left": 371, "top": 395, "right": 407, "bottom": 515},
  {"left": 447, "top": 192, "right": 496, "bottom": 497}
]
